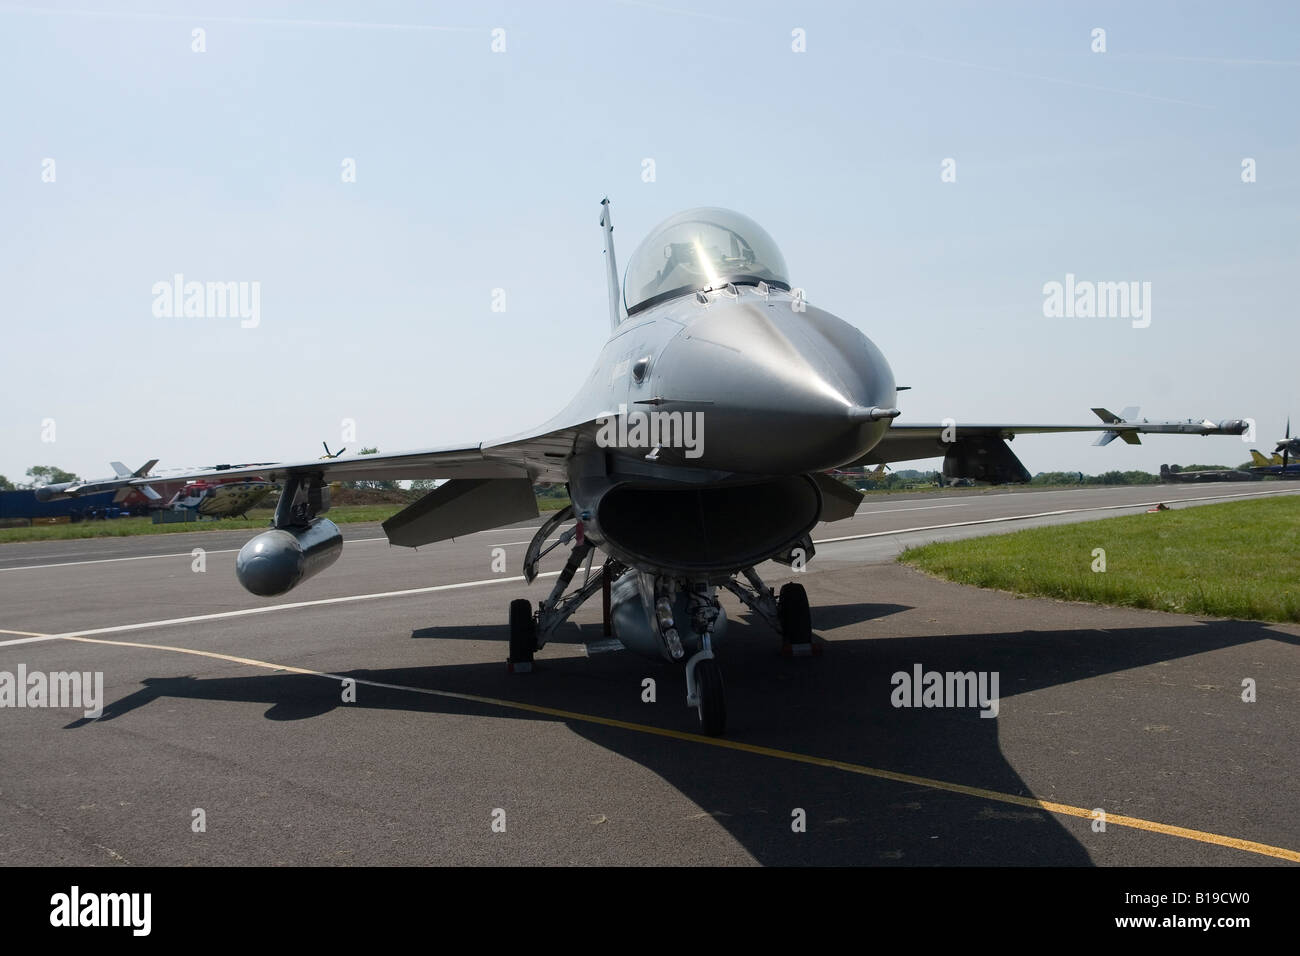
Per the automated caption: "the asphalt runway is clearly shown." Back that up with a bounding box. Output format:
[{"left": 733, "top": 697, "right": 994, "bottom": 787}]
[{"left": 1, "top": 481, "right": 1296, "bottom": 865}]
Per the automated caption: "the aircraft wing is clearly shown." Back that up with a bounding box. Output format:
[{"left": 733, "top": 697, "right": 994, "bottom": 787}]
[
  {"left": 119, "top": 422, "right": 592, "bottom": 488},
  {"left": 853, "top": 412, "right": 1248, "bottom": 467}
]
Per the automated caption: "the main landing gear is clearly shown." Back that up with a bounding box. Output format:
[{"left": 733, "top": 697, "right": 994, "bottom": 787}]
[
  {"left": 722, "top": 570, "right": 817, "bottom": 656},
  {"left": 508, "top": 506, "right": 625, "bottom": 673}
]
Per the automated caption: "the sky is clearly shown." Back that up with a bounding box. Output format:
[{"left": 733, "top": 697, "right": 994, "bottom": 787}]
[{"left": 1, "top": 0, "right": 1297, "bottom": 483}]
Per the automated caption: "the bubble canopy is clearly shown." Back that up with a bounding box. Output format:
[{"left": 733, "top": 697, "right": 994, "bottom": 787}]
[{"left": 622, "top": 208, "right": 790, "bottom": 316}]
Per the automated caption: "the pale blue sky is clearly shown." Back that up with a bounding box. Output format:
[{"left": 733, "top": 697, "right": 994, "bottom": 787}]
[{"left": 1, "top": 0, "right": 1296, "bottom": 482}]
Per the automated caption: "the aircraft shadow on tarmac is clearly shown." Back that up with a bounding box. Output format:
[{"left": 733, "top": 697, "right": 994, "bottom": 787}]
[{"left": 66, "top": 610, "right": 1292, "bottom": 865}]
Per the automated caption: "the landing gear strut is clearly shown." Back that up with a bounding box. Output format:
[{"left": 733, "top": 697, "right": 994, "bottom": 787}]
[
  {"left": 508, "top": 506, "right": 625, "bottom": 670},
  {"left": 656, "top": 578, "right": 728, "bottom": 735}
]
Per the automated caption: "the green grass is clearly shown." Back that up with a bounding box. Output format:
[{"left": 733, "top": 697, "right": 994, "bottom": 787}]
[
  {"left": 900, "top": 496, "right": 1300, "bottom": 623},
  {"left": 0, "top": 496, "right": 572, "bottom": 543}
]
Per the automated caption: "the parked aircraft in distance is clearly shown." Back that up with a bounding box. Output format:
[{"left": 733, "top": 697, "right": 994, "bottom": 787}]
[{"left": 1160, "top": 464, "right": 1258, "bottom": 483}]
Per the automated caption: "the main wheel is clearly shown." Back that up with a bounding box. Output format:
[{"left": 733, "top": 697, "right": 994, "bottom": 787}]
[
  {"left": 508, "top": 598, "right": 536, "bottom": 665},
  {"left": 777, "top": 582, "right": 812, "bottom": 644},
  {"left": 694, "top": 658, "right": 726, "bottom": 737}
]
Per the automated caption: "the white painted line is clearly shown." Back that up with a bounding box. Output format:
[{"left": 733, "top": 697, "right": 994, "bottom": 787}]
[
  {"left": 0, "top": 536, "right": 389, "bottom": 572},
  {"left": 853, "top": 502, "right": 970, "bottom": 516},
  {"left": 0, "top": 635, "right": 55, "bottom": 648},
  {"left": 815, "top": 487, "right": 1300, "bottom": 545},
  {"left": 0, "top": 571, "right": 562, "bottom": 648}
]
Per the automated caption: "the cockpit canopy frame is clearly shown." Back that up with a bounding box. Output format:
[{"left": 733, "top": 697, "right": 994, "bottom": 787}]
[{"left": 623, "top": 207, "right": 790, "bottom": 317}]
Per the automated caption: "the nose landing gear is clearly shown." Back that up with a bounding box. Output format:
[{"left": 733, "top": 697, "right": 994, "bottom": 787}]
[
  {"left": 669, "top": 583, "right": 726, "bottom": 736},
  {"left": 687, "top": 650, "right": 726, "bottom": 737}
]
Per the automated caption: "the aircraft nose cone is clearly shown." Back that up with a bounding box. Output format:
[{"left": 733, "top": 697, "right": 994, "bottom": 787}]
[{"left": 651, "top": 298, "right": 896, "bottom": 472}]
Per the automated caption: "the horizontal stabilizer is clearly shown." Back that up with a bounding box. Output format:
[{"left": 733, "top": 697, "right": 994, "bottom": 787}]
[
  {"left": 383, "top": 478, "right": 539, "bottom": 548},
  {"left": 111, "top": 461, "right": 131, "bottom": 478}
]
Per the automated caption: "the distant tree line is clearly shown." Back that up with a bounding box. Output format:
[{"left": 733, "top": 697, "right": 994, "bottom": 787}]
[
  {"left": 0, "top": 466, "right": 81, "bottom": 491},
  {"left": 1030, "top": 470, "right": 1159, "bottom": 486}
]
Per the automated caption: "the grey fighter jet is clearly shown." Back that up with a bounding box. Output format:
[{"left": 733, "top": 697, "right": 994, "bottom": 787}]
[{"left": 105, "top": 202, "right": 1248, "bottom": 735}]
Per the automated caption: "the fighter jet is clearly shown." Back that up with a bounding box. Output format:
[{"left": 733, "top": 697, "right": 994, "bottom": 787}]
[{"left": 102, "top": 202, "right": 1248, "bottom": 735}]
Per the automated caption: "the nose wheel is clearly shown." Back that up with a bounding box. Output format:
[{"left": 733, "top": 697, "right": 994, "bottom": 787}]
[{"left": 687, "top": 654, "right": 726, "bottom": 736}]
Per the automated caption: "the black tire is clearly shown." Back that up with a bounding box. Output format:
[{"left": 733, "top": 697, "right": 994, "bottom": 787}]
[
  {"left": 508, "top": 599, "right": 536, "bottom": 664},
  {"left": 695, "top": 658, "right": 726, "bottom": 737},
  {"left": 778, "top": 582, "right": 812, "bottom": 644}
]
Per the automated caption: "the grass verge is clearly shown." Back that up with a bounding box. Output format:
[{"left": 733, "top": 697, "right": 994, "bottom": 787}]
[{"left": 900, "top": 496, "right": 1300, "bottom": 623}]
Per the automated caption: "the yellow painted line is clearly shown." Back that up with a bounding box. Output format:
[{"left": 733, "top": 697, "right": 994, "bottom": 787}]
[
  {"left": 57, "top": 633, "right": 1300, "bottom": 864},
  {"left": 0, "top": 628, "right": 50, "bottom": 638}
]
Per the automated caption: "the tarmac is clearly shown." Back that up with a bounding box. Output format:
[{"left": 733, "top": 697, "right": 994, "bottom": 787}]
[{"left": 1, "top": 480, "right": 1296, "bottom": 865}]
